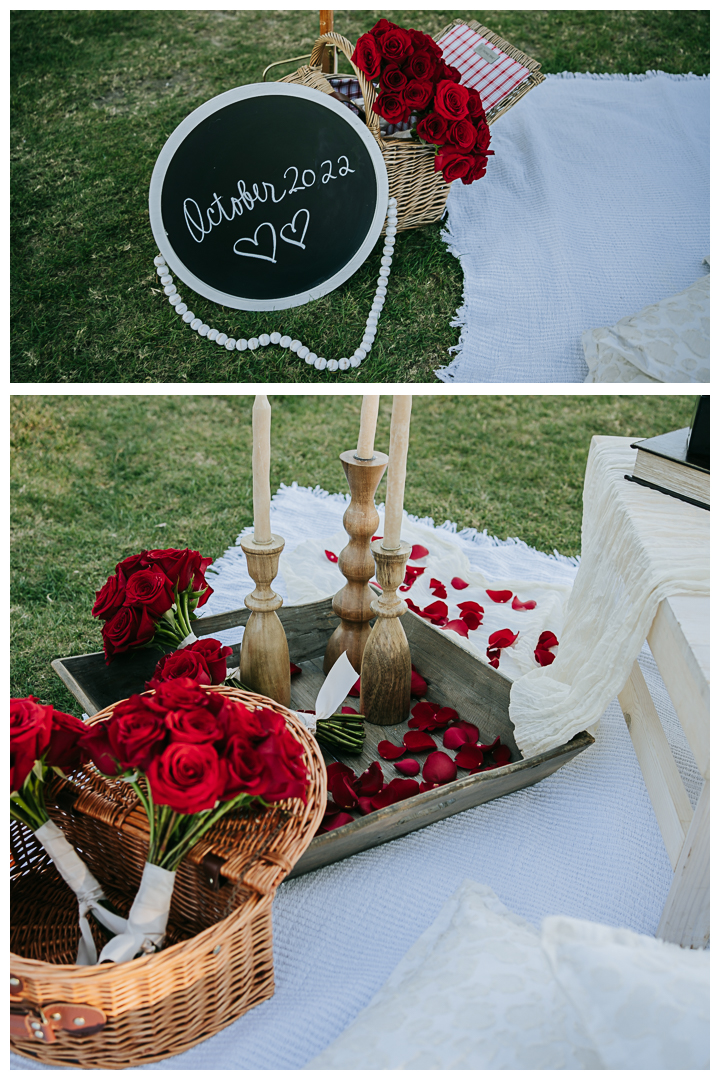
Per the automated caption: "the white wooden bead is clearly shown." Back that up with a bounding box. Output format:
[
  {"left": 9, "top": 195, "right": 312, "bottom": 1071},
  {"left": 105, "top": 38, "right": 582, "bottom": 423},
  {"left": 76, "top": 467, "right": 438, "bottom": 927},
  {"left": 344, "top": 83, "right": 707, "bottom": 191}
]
[
  {"left": 176, "top": 303, "right": 188, "bottom": 315},
  {"left": 376, "top": 284, "right": 387, "bottom": 296},
  {"left": 372, "top": 301, "right": 383, "bottom": 311},
  {"left": 350, "top": 356, "right": 362, "bottom": 367},
  {"left": 182, "top": 311, "right": 194, "bottom": 323},
  {"left": 381, "top": 256, "right": 392, "bottom": 267},
  {"left": 304, "top": 352, "right": 315, "bottom": 365},
  {"left": 314, "top": 356, "right": 327, "bottom": 370},
  {"left": 379, "top": 268, "right": 390, "bottom": 278},
  {"left": 169, "top": 294, "right": 181, "bottom": 306},
  {"left": 388, "top": 197, "right": 397, "bottom": 207},
  {"left": 290, "top": 339, "right": 301, "bottom": 352},
  {"left": 225, "top": 338, "right": 236, "bottom": 350},
  {"left": 382, "top": 246, "right": 394, "bottom": 257},
  {"left": 164, "top": 284, "right": 177, "bottom": 296},
  {"left": 339, "top": 357, "right": 351, "bottom": 370},
  {"left": 270, "top": 331, "right": 281, "bottom": 344},
  {"left": 191, "top": 318, "right": 202, "bottom": 330},
  {"left": 199, "top": 324, "right": 209, "bottom": 336},
  {"left": 159, "top": 274, "right": 171, "bottom": 285},
  {"left": 216, "top": 332, "right": 228, "bottom": 346},
  {"left": 208, "top": 329, "right": 219, "bottom": 341},
  {"left": 248, "top": 337, "right": 259, "bottom": 350},
  {"left": 386, "top": 225, "right": 397, "bottom": 236},
  {"left": 354, "top": 348, "right": 367, "bottom": 361},
  {"left": 154, "top": 254, "right": 165, "bottom": 265},
  {"left": 297, "top": 345, "right": 308, "bottom": 359},
  {"left": 327, "top": 358, "right": 339, "bottom": 371},
  {"left": 236, "top": 339, "right": 248, "bottom": 350},
  {"left": 280, "top": 335, "right": 292, "bottom": 348},
  {"left": 258, "top": 333, "right": 270, "bottom": 346}
]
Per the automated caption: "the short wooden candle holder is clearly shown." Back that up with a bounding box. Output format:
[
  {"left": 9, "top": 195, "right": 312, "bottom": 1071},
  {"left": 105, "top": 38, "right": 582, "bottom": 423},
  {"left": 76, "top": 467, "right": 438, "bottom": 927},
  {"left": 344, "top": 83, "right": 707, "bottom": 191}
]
[
  {"left": 360, "top": 539, "right": 412, "bottom": 726},
  {"left": 323, "top": 449, "right": 389, "bottom": 677},
  {"left": 239, "top": 533, "right": 291, "bottom": 708}
]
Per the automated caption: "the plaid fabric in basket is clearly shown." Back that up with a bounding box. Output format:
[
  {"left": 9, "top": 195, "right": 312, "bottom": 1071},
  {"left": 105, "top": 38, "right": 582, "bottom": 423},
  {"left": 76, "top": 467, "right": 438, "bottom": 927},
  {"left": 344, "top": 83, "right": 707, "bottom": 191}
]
[
  {"left": 328, "top": 76, "right": 415, "bottom": 136},
  {"left": 437, "top": 23, "right": 532, "bottom": 112}
]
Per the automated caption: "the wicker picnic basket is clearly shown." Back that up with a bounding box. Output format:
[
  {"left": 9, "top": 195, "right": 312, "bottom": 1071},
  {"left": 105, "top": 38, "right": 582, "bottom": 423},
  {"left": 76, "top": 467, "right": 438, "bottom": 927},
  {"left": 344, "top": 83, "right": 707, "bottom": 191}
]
[
  {"left": 280, "top": 21, "right": 544, "bottom": 233},
  {"left": 10, "top": 685, "right": 326, "bottom": 1069}
]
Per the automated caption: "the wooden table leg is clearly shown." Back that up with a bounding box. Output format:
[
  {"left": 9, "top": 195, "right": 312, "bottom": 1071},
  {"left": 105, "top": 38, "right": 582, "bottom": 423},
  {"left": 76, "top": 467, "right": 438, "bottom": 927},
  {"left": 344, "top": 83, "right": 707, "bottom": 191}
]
[{"left": 655, "top": 780, "right": 709, "bottom": 949}]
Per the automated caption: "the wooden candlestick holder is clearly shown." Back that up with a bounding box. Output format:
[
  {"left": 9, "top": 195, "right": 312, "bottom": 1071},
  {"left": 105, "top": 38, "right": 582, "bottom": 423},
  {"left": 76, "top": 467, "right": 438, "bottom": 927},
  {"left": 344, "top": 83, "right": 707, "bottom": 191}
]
[
  {"left": 360, "top": 539, "right": 412, "bottom": 726},
  {"left": 323, "top": 449, "right": 389, "bottom": 676},
  {"left": 239, "top": 533, "right": 291, "bottom": 708}
]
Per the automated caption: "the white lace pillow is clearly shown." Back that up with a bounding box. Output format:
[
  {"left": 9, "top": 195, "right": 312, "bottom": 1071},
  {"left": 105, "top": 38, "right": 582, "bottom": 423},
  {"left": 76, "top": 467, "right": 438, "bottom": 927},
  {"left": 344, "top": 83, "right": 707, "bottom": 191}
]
[{"left": 582, "top": 272, "right": 709, "bottom": 383}]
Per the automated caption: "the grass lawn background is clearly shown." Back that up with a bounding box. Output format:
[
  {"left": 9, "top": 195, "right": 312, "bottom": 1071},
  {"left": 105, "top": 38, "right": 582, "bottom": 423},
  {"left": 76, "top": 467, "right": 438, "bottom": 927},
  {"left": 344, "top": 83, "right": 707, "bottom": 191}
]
[
  {"left": 11, "top": 393, "right": 695, "bottom": 711},
  {"left": 11, "top": 9, "right": 709, "bottom": 384}
]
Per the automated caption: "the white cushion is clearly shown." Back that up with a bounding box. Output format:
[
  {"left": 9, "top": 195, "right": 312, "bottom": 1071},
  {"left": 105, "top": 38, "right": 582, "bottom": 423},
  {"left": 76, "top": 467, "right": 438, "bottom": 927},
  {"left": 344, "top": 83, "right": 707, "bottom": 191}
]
[{"left": 582, "top": 272, "right": 709, "bottom": 383}]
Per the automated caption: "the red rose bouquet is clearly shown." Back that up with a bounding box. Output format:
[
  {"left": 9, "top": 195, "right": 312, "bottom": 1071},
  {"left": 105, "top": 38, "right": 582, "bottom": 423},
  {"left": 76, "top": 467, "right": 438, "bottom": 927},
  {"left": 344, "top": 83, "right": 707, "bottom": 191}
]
[
  {"left": 92, "top": 547, "right": 214, "bottom": 663},
  {"left": 80, "top": 679, "right": 308, "bottom": 962},
  {"left": 351, "top": 19, "right": 493, "bottom": 185},
  {"left": 10, "top": 697, "right": 127, "bottom": 963}
]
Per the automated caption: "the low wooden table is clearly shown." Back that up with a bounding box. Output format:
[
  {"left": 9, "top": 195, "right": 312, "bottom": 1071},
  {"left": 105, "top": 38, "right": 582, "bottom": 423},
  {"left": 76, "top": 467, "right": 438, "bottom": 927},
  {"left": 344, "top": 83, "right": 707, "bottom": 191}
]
[{"left": 618, "top": 584, "right": 709, "bottom": 949}]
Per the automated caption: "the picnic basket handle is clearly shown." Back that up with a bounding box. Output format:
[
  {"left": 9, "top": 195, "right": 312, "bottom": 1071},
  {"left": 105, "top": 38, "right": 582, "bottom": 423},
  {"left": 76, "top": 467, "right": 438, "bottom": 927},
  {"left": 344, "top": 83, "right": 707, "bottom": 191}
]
[{"left": 309, "top": 32, "right": 382, "bottom": 137}]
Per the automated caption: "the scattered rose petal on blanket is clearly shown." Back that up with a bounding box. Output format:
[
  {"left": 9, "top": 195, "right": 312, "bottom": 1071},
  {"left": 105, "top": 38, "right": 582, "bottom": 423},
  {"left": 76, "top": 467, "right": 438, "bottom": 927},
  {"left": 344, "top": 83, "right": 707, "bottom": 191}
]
[
  {"left": 406, "top": 598, "right": 422, "bottom": 615},
  {"left": 444, "top": 619, "right": 469, "bottom": 637},
  {"left": 354, "top": 761, "right": 384, "bottom": 796},
  {"left": 325, "top": 550, "right": 339, "bottom": 563},
  {"left": 290, "top": 662, "right": 302, "bottom": 676},
  {"left": 488, "top": 628, "right": 519, "bottom": 649},
  {"left": 410, "top": 667, "right": 428, "bottom": 697},
  {"left": 403, "top": 565, "right": 425, "bottom": 587},
  {"left": 317, "top": 811, "right": 355, "bottom": 833},
  {"left": 534, "top": 647, "right": 556, "bottom": 666},
  {"left": 410, "top": 544, "right": 429, "bottom": 561},
  {"left": 486, "top": 589, "right": 513, "bottom": 603},
  {"left": 403, "top": 730, "right": 437, "bottom": 753},
  {"left": 395, "top": 758, "right": 420, "bottom": 776},
  {"left": 538, "top": 630, "right": 559, "bottom": 648},
  {"left": 460, "top": 610, "right": 482, "bottom": 631},
  {"left": 458, "top": 601, "right": 484, "bottom": 614},
  {"left": 512, "top": 595, "right": 537, "bottom": 611},
  {"left": 378, "top": 740, "right": 406, "bottom": 760},
  {"left": 423, "top": 600, "right": 448, "bottom": 619},
  {"left": 487, "top": 649, "right": 500, "bottom": 669},
  {"left": 534, "top": 629, "right": 559, "bottom": 666},
  {"left": 423, "top": 750, "right": 457, "bottom": 785},
  {"left": 455, "top": 744, "right": 485, "bottom": 770},
  {"left": 451, "top": 577, "right": 469, "bottom": 590},
  {"left": 372, "top": 535, "right": 382, "bottom": 542}
]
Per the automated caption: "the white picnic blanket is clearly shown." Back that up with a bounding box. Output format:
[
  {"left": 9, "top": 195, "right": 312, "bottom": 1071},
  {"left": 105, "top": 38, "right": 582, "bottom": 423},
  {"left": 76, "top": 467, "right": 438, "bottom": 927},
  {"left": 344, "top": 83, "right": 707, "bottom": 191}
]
[
  {"left": 437, "top": 72, "right": 710, "bottom": 382},
  {"left": 11, "top": 484, "right": 704, "bottom": 1071}
]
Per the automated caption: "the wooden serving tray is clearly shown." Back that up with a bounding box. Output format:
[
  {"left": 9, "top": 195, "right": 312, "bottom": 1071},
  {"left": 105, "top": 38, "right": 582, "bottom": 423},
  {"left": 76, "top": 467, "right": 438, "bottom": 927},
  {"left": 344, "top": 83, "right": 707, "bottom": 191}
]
[{"left": 52, "top": 597, "right": 593, "bottom": 878}]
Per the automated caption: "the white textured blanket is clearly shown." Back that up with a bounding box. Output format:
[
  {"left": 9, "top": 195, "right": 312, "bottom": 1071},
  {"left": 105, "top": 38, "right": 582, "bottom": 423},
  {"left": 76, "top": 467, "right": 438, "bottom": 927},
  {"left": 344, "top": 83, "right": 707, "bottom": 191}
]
[
  {"left": 438, "top": 72, "right": 710, "bottom": 382},
  {"left": 11, "top": 484, "right": 704, "bottom": 1071}
]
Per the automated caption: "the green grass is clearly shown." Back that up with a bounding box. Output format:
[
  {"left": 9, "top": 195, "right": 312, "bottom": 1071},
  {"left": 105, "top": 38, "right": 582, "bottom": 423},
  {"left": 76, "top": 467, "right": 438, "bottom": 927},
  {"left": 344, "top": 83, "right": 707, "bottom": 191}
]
[
  {"left": 11, "top": 10, "right": 709, "bottom": 384},
  {"left": 11, "top": 393, "right": 695, "bottom": 710}
]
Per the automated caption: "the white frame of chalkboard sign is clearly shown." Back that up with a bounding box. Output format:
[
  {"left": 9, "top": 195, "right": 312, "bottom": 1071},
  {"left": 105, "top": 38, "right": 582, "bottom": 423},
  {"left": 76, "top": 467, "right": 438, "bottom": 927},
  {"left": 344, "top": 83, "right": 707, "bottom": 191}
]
[{"left": 149, "top": 83, "right": 389, "bottom": 312}]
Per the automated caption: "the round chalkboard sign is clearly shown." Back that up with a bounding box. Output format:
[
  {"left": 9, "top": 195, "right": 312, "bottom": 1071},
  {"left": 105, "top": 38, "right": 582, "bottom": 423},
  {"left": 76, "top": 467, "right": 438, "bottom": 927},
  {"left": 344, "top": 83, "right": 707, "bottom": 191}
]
[{"left": 149, "top": 83, "right": 389, "bottom": 311}]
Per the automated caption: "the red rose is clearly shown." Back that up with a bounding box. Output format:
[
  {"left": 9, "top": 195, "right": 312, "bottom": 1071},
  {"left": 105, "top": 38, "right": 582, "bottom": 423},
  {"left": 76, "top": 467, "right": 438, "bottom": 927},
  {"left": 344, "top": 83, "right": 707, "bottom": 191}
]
[
  {"left": 146, "top": 549, "right": 213, "bottom": 603},
  {"left": 379, "top": 26, "right": 413, "bottom": 63},
  {"left": 372, "top": 91, "right": 411, "bottom": 126},
  {"left": 410, "top": 28, "right": 443, "bottom": 59},
  {"left": 146, "top": 648, "right": 214, "bottom": 690},
  {"left": 107, "top": 703, "right": 168, "bottom": 770},
  {"left": 433, "top": 79, "right": 470, "bottom": 121},
  {"left": 370, "top": 18, "right": 399, "bottom": 40},
  {"left": 45, "top": 710, "right": 87, "bottom": 773},
  {"left": 125, "top": 568, "right": 176, "bottom": 618},
  {"left": 101, "top": 603, "right": 157, "bottom": 662},
  {"left": 462, "top": 153, "right": 491, "bottom": 185},
  {"left": 381, "top": 64, "right": 407, "bottom": 93},
  {"left": 10, "top": 697, "right": 53, "bottom": 793},
  {"left": 91, "top": 573, "right": 126, "bottom": 620},
  {"left": 466, "top": 87, "right": 486, "bottom": 120},
  {"left": 404, "top": 78, "right": 434, "bottom": 112},
  {"left": 115, "top": 551, "right": 150, "bottom": 584},
  {"left": 146, "top": 741, "right": 224, "bottom": 814},
  {"left": 447, "top": 117, "right": 477, "bottom": 151},
  {"left": 186, "top": 638, "right": 232, "bottom": 683},
  {"left": 434, "top": 145, "right": 473, "bottom": 183},
  {"left": 437, "top": 61, "right": 462, "bottom": 84},
  {"left": 351, "top": 32, "right": 382, "bottom": 79},
  {"left": 164, "top": 706, "right": 224, "bottom": 745},
  {"left": 223, "top": 708, "right": 306, "bottom": 803},
  {"left": 474, "top": 119, "right": 491, "bottom": 153},
  {"left": 405, "top": 49, "right": 438, "bottom": 82},
  {"left": 150, "top": 678, "right": 218, "bottom": 714},
  {"left": 416, "top": 112, "right": 449, "bottom": 145},
  {"left": 216, "top": 698, "right": 266, "bottom": 745},
  {"left": 79, "top": 721, "right": 120, "bottom": 776}
]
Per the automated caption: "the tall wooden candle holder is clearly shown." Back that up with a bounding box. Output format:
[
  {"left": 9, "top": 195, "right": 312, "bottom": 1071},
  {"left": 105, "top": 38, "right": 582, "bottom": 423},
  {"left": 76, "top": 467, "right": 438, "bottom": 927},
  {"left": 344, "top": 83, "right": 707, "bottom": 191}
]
[
  {"left": 323, "top": 449, "right": 389, "bottom": 676},
  {"left": 360, "top": 539, "right": 412, "bottom": 726},
  {"left": 239, "top": 533, "right": 291, "bottom": 708}
]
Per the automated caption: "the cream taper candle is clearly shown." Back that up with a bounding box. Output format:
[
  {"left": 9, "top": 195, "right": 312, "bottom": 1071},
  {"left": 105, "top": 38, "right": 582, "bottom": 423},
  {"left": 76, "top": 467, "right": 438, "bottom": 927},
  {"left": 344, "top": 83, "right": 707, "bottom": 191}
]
[
  {"left": 382, "top": 395, "right": 412, "bottom": 550},
  {"left": 252, "top": 395, "right": 272, "bottom": 544},
  {"left": 356, "top": 395, "right": 380, "bottom": 460}
]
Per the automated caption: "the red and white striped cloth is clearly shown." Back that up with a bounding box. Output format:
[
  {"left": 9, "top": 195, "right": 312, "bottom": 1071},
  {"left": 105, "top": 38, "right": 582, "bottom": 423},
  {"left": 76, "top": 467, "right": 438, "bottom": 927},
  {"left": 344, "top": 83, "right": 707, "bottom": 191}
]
[{"left": 437, "top": 23, "right": 531, "bottom": 112}]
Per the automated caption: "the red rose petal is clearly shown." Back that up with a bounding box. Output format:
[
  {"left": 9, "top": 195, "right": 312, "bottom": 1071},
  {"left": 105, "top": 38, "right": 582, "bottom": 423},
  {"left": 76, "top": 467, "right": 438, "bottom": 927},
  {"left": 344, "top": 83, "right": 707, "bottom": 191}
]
[
  {"left": 422, "top": 600, "right": 448, "bottom": 619},
  {"left": 534, "top": 647, "right": 556, "bottom": 667},
  {"left": 353, "top": 761, "right": 384, "bottom": 797},
  {"left": 487, "top": 653, "right": 500, "bottom": 669},
  {"left": 422, "top": 751, "right": 457, "bottom": 785},
  {"left": 404, "top": 730, "right": 437, "bottom": 752},
  {"left": 357, "top": 796, "right": 376, "bottom": 816},
  {"left": 317, "top": 811, "right": 355, "bottom": 833},
  {"left": 455, "top": 744, "right": 485, "bottom": 770},
  {"left": 378, "top": 739, "right": 406, "bottom": 760},
  {"left": 455, "top": 720, "right": 479, "bottom": 742},
  {"left": 444, "top": 619, "right": 469, "bottom": 637},
  {"left": 403, "top": 565, "right": 425, "bottom": 587},
  {"left": 406, "top": 598, "right": 423, "bottom": 615},
  {"left": 512, "top": 596, "right": 537, "bottom": 611},
  {"left": 325, "top": 550, "right": 339, "bottom": 563},
  {"left": 372, "top": 535, "right": 383, "bottom": 542},
  {"left": 443, "top": 726, "right": 471, "bottom": 750},
  {"left": 419, "top": 781, "right": 437, "bottom": 793},
  {"left": 410, "top": 701, "right": 438, "bottom": 725},
  {"left": 410, "top": 544, "right": 429, "bottom": 561},
  {"left": 323, "top": 800, "right": 344, "bottom": 816},
  {"left": 458, "top": 601, "right": 484, "bottom": 614},
  {"left": 330, "top": 773, "right": 359, "bottom": 809},
  {"left": 494, "top": 744, "right": 512, "bottom": 766},
  {"left": 538, "top": 630, "right": 559, "bottom": 649},
  {"left": 395, "top": 758, "right": 420, "bottom": 776},
  {"left": 348, "top": 677, "right": 361, "bottom": 698},
  {"left": 479, "top": 737, "right": 512, "bottom": 768},
  {"left": 290, "top": 662, "right": 302, "bottom": 676},
  {"left": 451, "top": 577, "right": 469, "bottom": 590},
  {"left": 340, "top": 706, "right": 358, "bottom": 714},
  {"left": 410, "top": 668, "right": 428, "bottom": 698},
  {"left": 326, "top": 761, "right": 355, "bottom": 785},
  {"left": 488, "top": 628, "right": 519, "bottom": 649},
  {"left": 370, "top": 778, "right": 420, "bottom": 810},
  {"left": 486, "top": 589, "right": 513, "bottom": 603},
  {"left": 460, "top": 610, "right": 482, "bottom": 631},
  {"left": 435, "top": 706, "right": 460, "bottom": 725},
  {"left": 429, "top": 616, "right": 449, "bottom": 628},
  {"left": 431, "top": 585, "right": 448, "bottom": 599}
]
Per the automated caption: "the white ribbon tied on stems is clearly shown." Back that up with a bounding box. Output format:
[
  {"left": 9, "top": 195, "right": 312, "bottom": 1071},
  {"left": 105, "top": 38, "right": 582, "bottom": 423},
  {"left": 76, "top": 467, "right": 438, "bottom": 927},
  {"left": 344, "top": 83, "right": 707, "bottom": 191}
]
[
  {"left": 97, "top": 862, "right": 177, "bottom": 964},
  {"left": 178, "top": 630, "right": 198, "bottom": 648},
  {"left": 34, "top": 820, "right": 128, "bottom": 965},
  {"left": 294, "top": 651, "right": 359, "bottom": 734}
]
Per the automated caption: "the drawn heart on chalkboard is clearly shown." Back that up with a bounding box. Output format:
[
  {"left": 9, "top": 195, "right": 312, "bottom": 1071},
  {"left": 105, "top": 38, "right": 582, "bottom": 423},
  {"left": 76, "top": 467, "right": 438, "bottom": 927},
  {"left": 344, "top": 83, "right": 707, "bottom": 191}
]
[
  {"left": 280, "top": 208, "right": 310, "bottom": 251},
  {"left": 233, "top": 221, "right": 277, "bottom": 264}
]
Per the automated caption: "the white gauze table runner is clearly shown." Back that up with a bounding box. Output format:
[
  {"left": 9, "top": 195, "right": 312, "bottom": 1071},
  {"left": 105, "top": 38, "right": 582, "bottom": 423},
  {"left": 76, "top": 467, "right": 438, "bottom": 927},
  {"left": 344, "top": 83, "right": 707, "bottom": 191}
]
[
  {"left": 510, "top": 436, "right": 710, "bottom": 758},
  {"left": 438, "top": 72, "right": 709, "bottom": 383},
  {"left": 11, "top": 483, "right": 705, "bottom": 1071}
]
